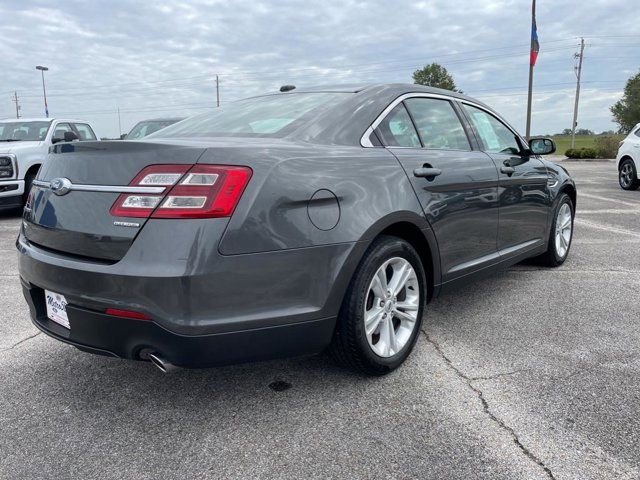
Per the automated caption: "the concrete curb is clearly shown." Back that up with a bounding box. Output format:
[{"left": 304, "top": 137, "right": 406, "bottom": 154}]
[{"left": 556, "top": 158, "right": 615, "bottom": 163}]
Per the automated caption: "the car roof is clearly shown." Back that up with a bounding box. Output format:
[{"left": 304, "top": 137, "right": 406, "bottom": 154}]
[
  {"left": 0, "top": 117, "right": 91, "bottom": 124},
  {"left": 134, "top": 117, "right": 186, "bottom": 123},
  {"left": 259, "top": 83, "right": 492, "bottom": 109}
]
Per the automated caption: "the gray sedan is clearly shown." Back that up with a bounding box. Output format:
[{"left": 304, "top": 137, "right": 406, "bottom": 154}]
[{"left": 17, "top": 84, "right": 575, "bottom": 375}]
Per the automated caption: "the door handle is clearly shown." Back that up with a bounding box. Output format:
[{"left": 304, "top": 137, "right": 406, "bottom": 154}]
[
  {"left": 414, "top": 167, "right": 442, "bottom": 179},
  {"left": 501, "top": 166, "right": 515, "bottom": 175}
]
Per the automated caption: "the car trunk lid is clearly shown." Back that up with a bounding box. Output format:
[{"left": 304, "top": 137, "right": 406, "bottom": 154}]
[{"left": 23, "top": 141, "right": 206, "bottom": 262}]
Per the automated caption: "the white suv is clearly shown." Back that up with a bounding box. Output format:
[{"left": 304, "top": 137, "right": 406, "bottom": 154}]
[
  {"left": 616, "top": 123, "right": 640, "bottom": 191},
  {"left": 0, "top": 118, "right": 99, "bottom": 209}
]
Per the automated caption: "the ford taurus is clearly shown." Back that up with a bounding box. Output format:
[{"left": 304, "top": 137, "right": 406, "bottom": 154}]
[{"left": 17, "top": 84, "right": 576, "bottom": 375}]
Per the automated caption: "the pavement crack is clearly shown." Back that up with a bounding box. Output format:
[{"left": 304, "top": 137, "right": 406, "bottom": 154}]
[
  {"left": 1, "top": 332, "right": 41, "bottom": 353},
  {"left": 421, "top": 330, "right": 556, "bottom": 480},
  {"left": 469, "top": 369, "right": 529, "bottom": 381}
]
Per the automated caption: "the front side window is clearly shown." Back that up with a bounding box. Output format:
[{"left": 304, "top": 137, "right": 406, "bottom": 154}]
[
  {"left": 462, "top": 104, "right": 521, "bottom": 155},
  {"left": 73, "top": 123, "right": 96, "bottom": 141},
  {"left": 0, "top": 121, "right": 51, "bottom": 141},
  {"left": 151, "top": 93, "right": 350, "bottom": 138},
  {"left": 404, "top": 98, "right": 470, "bottom": 151},
  {"left": 375, "top": 103, "right": 421, "bottom": 148}
]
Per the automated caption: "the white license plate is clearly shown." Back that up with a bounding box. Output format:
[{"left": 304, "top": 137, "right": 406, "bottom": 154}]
[{"left": 45, "top": 290, "right": 70, "bottom": 329}]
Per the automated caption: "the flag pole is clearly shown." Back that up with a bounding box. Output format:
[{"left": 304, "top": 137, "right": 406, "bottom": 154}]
[{"left": 525, "top": 0, "right": 536, "bottom": 140}]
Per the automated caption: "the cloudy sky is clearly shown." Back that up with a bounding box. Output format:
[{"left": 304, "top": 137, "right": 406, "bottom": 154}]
[{"left": 0, "top": 0, "right": 637, "bottom": 138}]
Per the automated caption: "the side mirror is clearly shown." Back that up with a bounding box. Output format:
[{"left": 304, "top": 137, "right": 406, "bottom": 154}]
[
  {"left": 64, "top": 131, "right": 79, "bottom": 142},
  {"left": 529, "top": 138, "right": 556, "bottom": 155}
]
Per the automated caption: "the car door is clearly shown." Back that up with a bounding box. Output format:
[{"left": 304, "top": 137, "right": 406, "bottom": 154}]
[
  {"left": 373, "top": 95, "right": 499, "bottom": 282},
  {"left": 460, "top": 103, "right": 550, "bottom": 256}
]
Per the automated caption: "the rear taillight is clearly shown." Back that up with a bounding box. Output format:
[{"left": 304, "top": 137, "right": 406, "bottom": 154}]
[{"left": 110, "top": 164, "right": 252, "bottom": 219}]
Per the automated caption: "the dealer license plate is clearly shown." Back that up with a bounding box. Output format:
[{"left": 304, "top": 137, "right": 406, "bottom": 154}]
[{"left": 45, "top": 290, "right": 70, "bottom": 329}]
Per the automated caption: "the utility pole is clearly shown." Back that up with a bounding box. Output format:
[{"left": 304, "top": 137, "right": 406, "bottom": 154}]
[
  {"left": 570, "top": 37, "right": 585, "bottom": 149},
  {"left": 117, "top": 107, "right": 122, "bottom": 138},
  {"left": 11, "top": 91, "right": 20, "bottom": 119},
  {"left": 216, "top": 75, "right": 220, "bottom": 107}
]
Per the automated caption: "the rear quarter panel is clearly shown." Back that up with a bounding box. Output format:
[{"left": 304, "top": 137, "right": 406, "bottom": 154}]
[{"left": 209, "top": 144, "right": 429, "bottom": 254}]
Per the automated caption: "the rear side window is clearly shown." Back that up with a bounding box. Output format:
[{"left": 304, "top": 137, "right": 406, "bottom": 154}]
[
  {"left": 404, "top": 98, "right": 470, "bottom": 151},
  {"left": 73, "top": 123, "right": 96, "bottom": 141},
  {"left": 635, "top": 128, "right": 640, "bottom": 138},
  {"left": 463, "top": 104, "right": 521, "bottom": 155},
  {"left": 52, "top": 123, "right": 72, "bottom": 140},
  {"left": 375, "top": 103, "right": 421, "bottom": 148}
]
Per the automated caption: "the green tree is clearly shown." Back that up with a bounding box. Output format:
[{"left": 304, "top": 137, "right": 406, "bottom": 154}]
[
  {"left": 412, "top": 63, "right": 461, "bottom": 92},
  {"left": 611, "top": 71, "right": 640, "bottom": 133}
]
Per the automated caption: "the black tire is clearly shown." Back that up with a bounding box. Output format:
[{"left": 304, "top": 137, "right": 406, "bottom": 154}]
[
  {"left": 22, "top": 173, "right": 35, "bottom": 206},
  {"left": 329, "top": 235, "right": 427, "bottom": 376},
  {"left": 619, "top": 158, "right": 640, "bottom": 191},
  {"left": 534, "top": 193, "right": 574, "bottom": 267}
]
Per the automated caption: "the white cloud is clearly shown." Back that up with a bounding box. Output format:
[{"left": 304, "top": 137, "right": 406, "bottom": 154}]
[{"left": 0, "top": 0, "right": 636, "bottom": 136}]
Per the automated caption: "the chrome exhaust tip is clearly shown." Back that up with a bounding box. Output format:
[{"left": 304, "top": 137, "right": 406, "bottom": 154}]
[{"left": 148, "top": 352, "right": 179, "bottom": 374}]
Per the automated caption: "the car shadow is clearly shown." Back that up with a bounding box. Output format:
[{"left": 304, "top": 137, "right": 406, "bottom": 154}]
[
  {"left": 9, "top": 341, "right": 372, "bottom": 407},
  {"left": 0, "top": 207, "right": 23, "bottom": 219}
]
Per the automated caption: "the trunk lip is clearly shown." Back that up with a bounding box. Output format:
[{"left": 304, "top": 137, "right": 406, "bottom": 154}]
[{"left": 32, "top": 179, "right": 165, "bottom": 195}]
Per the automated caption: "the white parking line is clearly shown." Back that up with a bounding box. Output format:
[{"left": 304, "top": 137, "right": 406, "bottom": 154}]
[
  {"left": 578, "top": 192, "right": 639, "bottom": 207},
  {"left": 578, "top": 209, "right": 640, "bottom": 214},
  {"left": 575, "top": 218, "right": 640, "bottom": 238}
]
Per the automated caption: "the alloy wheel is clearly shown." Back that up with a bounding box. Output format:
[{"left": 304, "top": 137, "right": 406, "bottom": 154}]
[
  {"left": 620, "top": 163, "right": 634, "bottom": 188},
  {"left": 364, "top": 257, "right": 420, "bottom": 358},
  {"left": 555, "top": 203, "right": 573, "bottom": 259}
]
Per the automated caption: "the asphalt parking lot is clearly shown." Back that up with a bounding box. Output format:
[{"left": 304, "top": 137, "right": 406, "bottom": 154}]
[{"left": 1, "top": 160, "right": 639, "bottom": 480}]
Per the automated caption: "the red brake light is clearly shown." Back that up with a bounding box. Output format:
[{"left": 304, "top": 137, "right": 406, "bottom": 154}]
[{"left": 110, "top": 164, "right": 252, "bottom": 219}]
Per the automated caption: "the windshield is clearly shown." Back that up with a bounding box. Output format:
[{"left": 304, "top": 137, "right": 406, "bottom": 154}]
[
  {"left": 150, "top": 93, "right": 350, "bottom": 138},
  {"left": 0, "top": 121, "right": 51, "bottom": 141},
  {"left": 126, "top": 119, "right": 183, "bottom": 139}
]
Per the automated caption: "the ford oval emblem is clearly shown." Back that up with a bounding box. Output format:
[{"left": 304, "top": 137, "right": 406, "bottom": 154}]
[{"left": 50, "top": 177, "right": 72, "bottom": 196}]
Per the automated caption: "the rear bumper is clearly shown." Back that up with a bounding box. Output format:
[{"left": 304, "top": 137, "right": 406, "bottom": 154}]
[
  {"left": 22, "top": 281, "right": 334, "bottom": 367},
  {"left": 17, "top": 218, "right": 366, "bottom": 366}
]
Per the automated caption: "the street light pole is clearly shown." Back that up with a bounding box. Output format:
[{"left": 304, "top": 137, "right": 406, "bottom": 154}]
[
  {"left": 35, "top": 65, "right": 49, "bottom": 118},
  {"left": 216, "top": 75, "right": 220, "bottom": 107}
]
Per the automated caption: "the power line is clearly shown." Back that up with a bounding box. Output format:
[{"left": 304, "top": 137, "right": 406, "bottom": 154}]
[
  {"left": 11, "top": 45, "right": 584, "bottom": 102},
  {"left": 4, "top": 40, "right": 584, "bottom": 97}
]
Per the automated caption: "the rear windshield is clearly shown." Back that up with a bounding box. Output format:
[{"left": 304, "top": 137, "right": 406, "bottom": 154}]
[{"left": 150, "top": 92, "right": 350, "bottom": 138}]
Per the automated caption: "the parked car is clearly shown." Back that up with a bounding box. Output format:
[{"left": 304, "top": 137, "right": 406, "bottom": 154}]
[
  {"left": 0, "top": 118, "right": 99, "bottom": 209},
  {"left": 616, "top": 123, "right": 640, "bottom": 190},
  {"left": 124, "top": 117, "right": 185, "bottom": 140},
  {"left": 18, "top": 84, "right": 576, "bottom": 375}
]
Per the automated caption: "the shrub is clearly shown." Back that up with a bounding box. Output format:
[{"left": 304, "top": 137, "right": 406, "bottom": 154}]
[
  {"left": 565, "top": 147, "right": 598, "bottom": 159},
  {"left": 594, "top": 136, "right": 619, "bottom": 159}
]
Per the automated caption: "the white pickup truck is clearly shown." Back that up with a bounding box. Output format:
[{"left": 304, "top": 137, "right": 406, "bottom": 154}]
[{"left": 0, "top": 118, "right": 99, "bottom": 209}]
